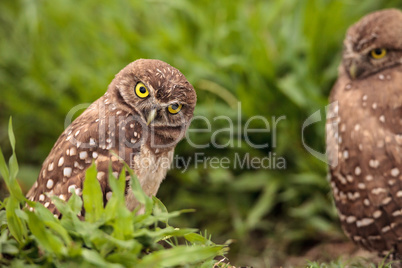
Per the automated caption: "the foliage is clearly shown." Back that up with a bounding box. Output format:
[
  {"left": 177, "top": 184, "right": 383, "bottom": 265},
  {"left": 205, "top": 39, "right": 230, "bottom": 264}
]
[
  {"left": 306, "top": 257, "right": 398, "bottom": 268},
  {"left": 1, "top": 0, "right": 402, "bottom": 266},
  {"left": 0, "top": 119, "right": 229, "bottom": 267}
]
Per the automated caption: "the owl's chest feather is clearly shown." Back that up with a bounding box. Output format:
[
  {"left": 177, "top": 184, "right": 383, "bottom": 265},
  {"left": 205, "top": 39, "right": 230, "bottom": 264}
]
[{"left": 125, "top": 145, "right": 174, "bottom": 210}]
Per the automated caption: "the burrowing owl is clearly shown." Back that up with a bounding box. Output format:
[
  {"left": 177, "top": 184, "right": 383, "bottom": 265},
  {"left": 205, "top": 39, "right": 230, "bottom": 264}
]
[
  {"left": 26, "top": 59, "right": 196, "bottom": 216},
  {"left": 327, "top": 9, "right": 402, "bottom": 256}
]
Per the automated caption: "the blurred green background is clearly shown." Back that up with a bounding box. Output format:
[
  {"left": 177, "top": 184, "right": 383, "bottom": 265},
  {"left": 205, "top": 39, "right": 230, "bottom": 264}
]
[{"left": 1, "top": 0, "right": 401, "bottom": 266}]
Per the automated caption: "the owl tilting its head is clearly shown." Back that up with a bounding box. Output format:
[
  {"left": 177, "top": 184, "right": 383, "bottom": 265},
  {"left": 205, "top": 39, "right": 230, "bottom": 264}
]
[
  {"left": 26, "top": 59, "right": 196, "bottom": 215},
  {"left": 327, "top": 9, "right": 402, "bottom": 257}
]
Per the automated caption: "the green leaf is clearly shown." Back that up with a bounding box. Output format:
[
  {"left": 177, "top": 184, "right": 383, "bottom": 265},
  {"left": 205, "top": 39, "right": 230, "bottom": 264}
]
[
  {"left": 82, "top": 249, "right": 124, "bottom": 268},
  {"left": 5, "top": 196, "right": 26, "bottom": 244},
  {"left": 67, "top": 189, "right": 83, "bottom": 215},
  {"left": 83, "top": 163, "right": 104, "bottom": 223},
  {"left": 26, "top": 210, "right": 66, "bottom": 256},
  {"left": 140, "top": 245, "right": 227, "bottom": 267},
  {"left": 125, "top": 165, "right": 153, "bottom": 215}
]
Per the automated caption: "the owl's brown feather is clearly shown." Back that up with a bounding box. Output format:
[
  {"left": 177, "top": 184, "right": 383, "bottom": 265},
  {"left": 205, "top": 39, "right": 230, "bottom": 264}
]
[
  {"left": 27, "top": 59, "right": 196, "bottom": 217},
  {"left": 327, "top": 9, "right": 402, "bottom": 257}
]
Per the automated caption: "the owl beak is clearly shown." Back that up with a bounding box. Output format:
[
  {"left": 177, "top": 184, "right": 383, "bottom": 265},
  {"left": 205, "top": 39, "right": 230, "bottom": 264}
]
[
  {"left": 348, "top": 61, "right": 363, "bottom": 79},
  {"left": 146, "top": 109, "right": 157, "bottom": 126}
]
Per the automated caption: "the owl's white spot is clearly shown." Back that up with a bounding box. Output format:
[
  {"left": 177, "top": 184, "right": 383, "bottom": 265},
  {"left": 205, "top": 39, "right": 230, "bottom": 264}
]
[
  {"left": 106, "top": 191, "right": 113, "bottom": 200},
  {"left": 337, "top": 175, "right": 347, "bottom": 185},
  {"left": 48, "top": 162, "right": 54, "bottom": 171},
  {"left": 97, "top": 172, "right": 105, "bottom": 181},
  {"left": 362, "top": 95, "right": 368, "bottom": 101},
  {"left": 377, "top": 140, "right": 384, "bottom": 148},
  {"left": 74, "top": 130, "right": 80, "bottom": 137},
  {"left": 79, "top": 151, "right": 88, "bottom": 159},
  {"left": 95, "top": 119, "right": 99, "bottom": 122},
  {"left": 63, "top": 167, "right": 72, "bottom": 177},
  {"left": 373, "top": 210, "right": 382, "bottom": 218},
  {"left": 358, "top": 144, "right": 363, "bottom": 151},
  {"left": 34, "top": 181, "right": 38, "bottom": 188},
  {"left": 347, "top": 192, "right": 360, "bottom": 200},
  {"left": 134, "top": 132, "right": 138, "bottom": 137},
  {"left": 46, "top": 179, "right": 54, "bottom": 189},
  {"left": 66, "top": 149, "right": 70, "bottom": 156},
  {"left": 68, "top": 185, "right": 76, "bottom": 193},
  {"left": 346, "top": 216, "right": 356, "bottom": 223},
  {"left": 354, "top": 124, "right": 360, "bottom": 131},
  {"left": 369, "top": 159, "right": 379, "bottom": 168},
  {"left": 59, "top": 194, "right": 66, "bottom": 201},
  {"left": 371, "top": 187, "right": 386, "bottom": 195},
  {"left": 67, "top": 129, "right": 72, "bottom": 135},
  {"left": 130, "top": 124, "right": 134, "bottom": 128},
  {"left": 42, "top": 169, "right": 47, "bottom": 178},
  {"left": 29, "top": 207, "right": 34, "bottom": 212},
  {"left": 372, "top": 103, "right": 377, "bottom": 109},
  {"left": 382, "top": 197, "right": 392, "bottom": 205},
  {"left": 397, "top": 191, "right": 402, "bottom": 198},
  {"left": 378, "top": 74, "right": 385, "bottom": 80},
  {"left": 106, "top": 138, "right": 112, "bottom": 144},
  {"left": 90, "top": 138, "right": 96, "bottom": 146},
  {"left": 66, "top": 135, "right": 72, "bottom": 141},
  {"left": 75, "top": 188, "right": 82, "bottom": 196},
  {"left": 354, "top": 166, "right": 361, "bottom": 176},
  {"left": 379, "top": 115, "right": 385, "bottom": 123},
  {"left": 116, "top": 110, "right": 122, "bottom": 115},
  {"left": 39, "top": 194, "right": 45, "bottom": 201},
  {"left": 130, "top": 138, "right": 136, "bottom": 144},
  {"left": 391, "top": 168, "right": 400, "bottom": 177},
  {"left": 357, "top": 183, "right": 365, "bottom": 189},
  {"left": 343, "top": 150, "right": 349, "bottom": 159},
  {"left": 345, "top": 83, "right": 352, "bottom": 90},
  {"left": 106, "top": 143, "right": 112, "bottom": 150},
  {"left": 44, "top": 202, "right": 50, "bottom": 208},
  {"left": 77, "top": 141, "right": 82, "bottom": 148},
  {"left": 356, "top": 218, "right": 374, "bottom": 227},
  {"left": 393, "top": 210, "right": 402, "bottom": 217},
  {"left": 346, "top": 175, "right": 353, "bottom": 183},
  {"left": 364, "top": 199, "right": 370, "bottom": 206},
  {"left": 382, "top": 226, "right": 391, "bottom": 233},
  {"left": 92, "top": 152, "right": 98, "bottom": 159},
  {"left": 58, "top": 157, "right": 64, "bottom": 167}
]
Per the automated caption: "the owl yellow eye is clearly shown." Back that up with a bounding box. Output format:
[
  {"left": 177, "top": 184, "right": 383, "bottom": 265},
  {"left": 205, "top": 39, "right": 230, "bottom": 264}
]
[
  {"left": 135, "top": 82, "right": 149, "bottom": 98},
  {"left": 168, "top": 103, "right": 182, "bottom": 114},
  {"left": 370, "top": 48, "right": 387, "bottom": 59}
]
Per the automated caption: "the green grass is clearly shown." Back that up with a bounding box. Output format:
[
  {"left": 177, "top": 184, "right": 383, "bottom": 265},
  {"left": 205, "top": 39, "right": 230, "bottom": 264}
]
[{"left": 0, "top": 119, "right": 229, "bottom": 267}]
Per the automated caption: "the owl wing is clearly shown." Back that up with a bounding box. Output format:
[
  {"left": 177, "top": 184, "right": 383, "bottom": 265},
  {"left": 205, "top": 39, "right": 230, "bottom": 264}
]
[
  {"left": 327, "top": 69, "right": 402, "bottom": 253},
  {"left": 26, "top": 97, "right": 143, "bottom": 217}
]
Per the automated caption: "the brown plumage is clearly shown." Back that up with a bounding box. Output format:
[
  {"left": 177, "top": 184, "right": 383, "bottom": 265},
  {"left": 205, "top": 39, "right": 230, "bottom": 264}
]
[
  {"left": 26, "top": 59, "right": 196, "bottom": 216},
  {"left": 327, "top": 9, "right": 402, "bottom": 257}
]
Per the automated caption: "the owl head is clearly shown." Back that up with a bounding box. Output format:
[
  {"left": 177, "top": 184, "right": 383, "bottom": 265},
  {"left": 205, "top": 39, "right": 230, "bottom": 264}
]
[
  {"left": 108, "top": 59, "right": 196, "bottom": 148},
  {"left": 342, "top": 9, "right": 402, "bottom": 79}
]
